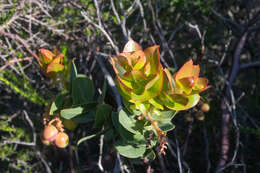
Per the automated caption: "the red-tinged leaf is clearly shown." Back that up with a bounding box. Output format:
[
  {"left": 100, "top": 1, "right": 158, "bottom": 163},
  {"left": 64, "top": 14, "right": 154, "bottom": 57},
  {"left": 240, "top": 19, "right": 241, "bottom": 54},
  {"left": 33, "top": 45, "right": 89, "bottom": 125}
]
[
  {"left": 160, "top": 92, "right": 200, "bottom": 111},
  {"left": 144, "top": 45, "right": 161, "bottom": 75},
  {"left": 164, "top": 68, "right": 176, "bottom": 93},
  {"left": 55, "top": 53, "right": 65, "bottom": 63},
  {"left": 121, "top": 71, "right": 146, "bottom": 94},
  {"left": 192, "top": 65, "right": 200, "bottom": 78},
  {"left": 143, "top": 62, "right": 151, "bottom": 77},
  {"left": 46, "top": 62, "right": 64, "bottom": 74},
  {"left": 39, "top": 49, "right": 55, "bottom": 64},
  {"left": 117, "top": 76, "right": 133, "bottom": 89},
  {"left": 111, "top": 53, "right": 132, "bottom": 76},
  {"left": 192, "top": 78, "right": 210, "bottom": 93},
  {"left": 145, "top": 72, "right": 159, "bottom": 90},
  {"left": 130, "top": 69, "right": 164, "bottom": 102},
  {"left": 123, "top": 40, "right": 142, "bottom": 53},
  {"left": 130, "top": 50, "right": 146, "bottom": 70},
  {"left": 175, "top": 59, "right": 193, "bottom": 81},
  {"left": 178, "top": 77, "right": 196, "bottom": 94},
  {"left": 129, "top": 70, "right": 147, "bottom": 82},
  {"left": 115, "top": 80, "right": 131, "bottom": 100},
  {"left": 52, "top": 56, "right": 62, "bottom": 64}
]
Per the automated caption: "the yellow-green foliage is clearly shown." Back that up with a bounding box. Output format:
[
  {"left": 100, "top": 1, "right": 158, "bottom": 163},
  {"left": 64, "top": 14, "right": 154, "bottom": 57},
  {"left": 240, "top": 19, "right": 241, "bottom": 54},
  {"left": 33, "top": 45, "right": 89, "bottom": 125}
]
[{"left": 0, "top": 71, "right": 48, "bottom": 106}]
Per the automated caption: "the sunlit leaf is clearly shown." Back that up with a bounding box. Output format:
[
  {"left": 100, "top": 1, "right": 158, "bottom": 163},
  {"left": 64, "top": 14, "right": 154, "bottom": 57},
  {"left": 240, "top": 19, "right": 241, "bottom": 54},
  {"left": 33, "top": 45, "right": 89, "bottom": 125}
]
[
  {"left": 130, "top": 50, "right": 146, "bottom": 70},
  {"left": 46, "top": 62, "right": 64, "bottom": 74},
  {"left": 39, "top": 49, "right": 55, "bottom": 64},
  {"left": 60, "top": 106, "right": 84, "bottom": 119},
  {"left": 144, "top": 45, "right": 161, "bottom": 75},
  {"left": 112, "top": 112, "right": 145, "bottom": 143},
  {"left": 123, "top": 40, "right": 142, "bottom": 53},
  {"left": 149, "top": 98, "right": 164, "bottom": 110},
  {"left": 175, "top": 59, "right": 193, "bottom": 81},
  {"left": 118, "top": 109, "right": 142, "bottom": 135},
  {"left": 115, "top": 139, "right": 146, "bottom": 158},
  {"left": 130, "top": 69, "right": 163, "bottom": 102}
]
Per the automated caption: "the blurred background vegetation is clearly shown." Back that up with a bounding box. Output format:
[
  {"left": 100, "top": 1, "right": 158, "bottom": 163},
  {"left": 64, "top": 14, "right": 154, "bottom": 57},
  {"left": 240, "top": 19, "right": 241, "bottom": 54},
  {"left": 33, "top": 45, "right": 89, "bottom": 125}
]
[{"left": 0, "top": 0, "right": 260, "bottom": 172}]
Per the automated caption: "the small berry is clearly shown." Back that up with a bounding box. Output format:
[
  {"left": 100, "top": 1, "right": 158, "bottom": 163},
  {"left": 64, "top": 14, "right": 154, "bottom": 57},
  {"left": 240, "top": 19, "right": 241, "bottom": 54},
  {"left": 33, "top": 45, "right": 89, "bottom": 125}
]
[
  {"left": 55, "top": 132, "right": 69, "bottom": 148},
  {"left": 43, "top": 125, "right": 58, "bottom": 141},
  {"left": 195, "top": 111, "right": 205, "bottom": 121},
  {"left": 200, "top": 103, "right": 210, "bottom": 113}
]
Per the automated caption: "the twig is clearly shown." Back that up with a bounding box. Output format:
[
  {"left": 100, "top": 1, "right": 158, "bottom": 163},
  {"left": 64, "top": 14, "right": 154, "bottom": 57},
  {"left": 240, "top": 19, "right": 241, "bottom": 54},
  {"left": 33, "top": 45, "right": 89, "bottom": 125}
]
[
  {"left": 0, "top": 30, "right": 40, "bottom": 62},
  {"left": 147, "top": 0, "right": 177, "bottom": 68},
  {"left": 167, "top": 138, "right": 191, "bottom": 172},
  {"left": 97, "top": 134, "right": 104, "bottom": 172},
  {"left": 81, "top": 9, "right": 119, "bottom": 53},
  {"left": 1, "top": 140, "right": 35, "bottom": 146},
  {"left": 0, "top": 57, "right": 33, "bottom": 71},
  {"left": 113, "top": 152, "right": 124, "bottom": 173},
  {"left": 240, "top": 61, "right": 260, "bottom": 70},
  {"left": 174, "top": 132, "right": 183, "bottom": 173},
  {"left": 36, "top": 151, "right": 52, "bottom": 173},
  {"left": 23, "top": 110, "right": 36, "bottom": 145},
  {"left": 95, "top": 54, "right": 122, "bottom": 111}
]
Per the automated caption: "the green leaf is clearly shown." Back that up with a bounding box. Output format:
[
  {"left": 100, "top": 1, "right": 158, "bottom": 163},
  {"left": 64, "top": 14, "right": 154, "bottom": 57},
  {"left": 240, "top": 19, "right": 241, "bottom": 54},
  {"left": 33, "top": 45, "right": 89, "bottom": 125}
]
[
  {"left": 160, "top": 93, "right": 200, "bottom": 111},
  {"left": 94, "top": 104, "right": 112, "bottom": 128},
  {"left": 112, "top": 112, "right": 145, "bottom": 143},
  {"left": 60, "top": 107, "right": 84, "bottom": 119},
  {"left": 49, "top": 93, "right": 66, "bottom": 115},
  {"left": 69, "top": 60, "right": 77, "bottom": 91},
  {"left": 72, "top": 75, "right": 94, "bottom": 104},
  {"left": 77, "top": 128, "right": 108, "bottom": 145},
  {"left": 158, "top": 121, "right": 175, "bottom": 132},
  {"left": 115, "top": 140, "right": 146, "bottom": 158},
  {"left": 72, "top": 111, "right": 94, "bottom": 123},
  {"left": 151, "top": 110, "right": 177, "bottom": 121},
  {"left": 149, "top": 97, "right": 164, "bottom": 110},
  {"left": 118, "top": 109, "right": 142, "bottom": 135}
]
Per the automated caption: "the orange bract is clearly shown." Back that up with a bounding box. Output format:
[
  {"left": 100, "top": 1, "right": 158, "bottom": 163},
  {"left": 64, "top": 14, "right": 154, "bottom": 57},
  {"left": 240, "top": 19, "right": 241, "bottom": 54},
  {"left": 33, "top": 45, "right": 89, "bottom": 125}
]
[
  {"left": 110, "top": 40, "right": 210, "bottom": 112},
  {"left": 175, "top": 59, "right": 210, "bottom": 95},
  {"left": 38, "top": 48, "right": 65, "bottom": 78}
]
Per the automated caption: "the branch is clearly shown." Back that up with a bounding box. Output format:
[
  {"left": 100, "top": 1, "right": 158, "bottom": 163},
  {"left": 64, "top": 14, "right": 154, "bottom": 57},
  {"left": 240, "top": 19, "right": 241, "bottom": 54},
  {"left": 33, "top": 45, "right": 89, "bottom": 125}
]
[
  {"left": 240, "top": 61, "right": 260, "bottom": 70},
  {"left": 0, "top": 30, "right": 40, "bottom": 62},
  {"left": 81, "top": 10, "right": 119, "bottom": 53}
]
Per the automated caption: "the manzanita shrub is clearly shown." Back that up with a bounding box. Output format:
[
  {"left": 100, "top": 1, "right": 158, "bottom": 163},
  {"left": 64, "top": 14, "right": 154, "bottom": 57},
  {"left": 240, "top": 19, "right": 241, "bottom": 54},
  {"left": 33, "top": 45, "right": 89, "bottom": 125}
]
[
  {"left": 39, "top": 40, "right": 209, "bottom": 161},
  {"left": 110, "top": 40, "right": 209, "bottom": 158}
]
